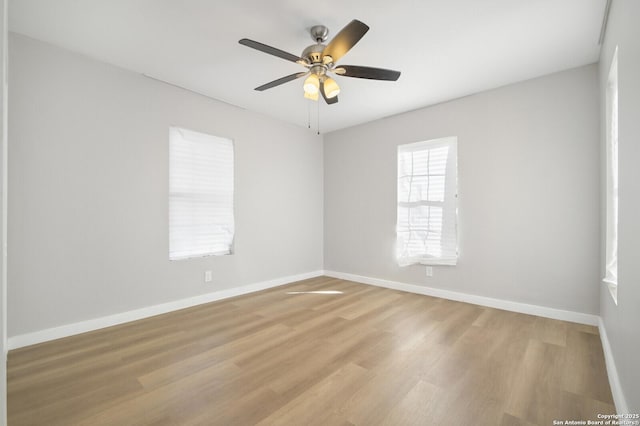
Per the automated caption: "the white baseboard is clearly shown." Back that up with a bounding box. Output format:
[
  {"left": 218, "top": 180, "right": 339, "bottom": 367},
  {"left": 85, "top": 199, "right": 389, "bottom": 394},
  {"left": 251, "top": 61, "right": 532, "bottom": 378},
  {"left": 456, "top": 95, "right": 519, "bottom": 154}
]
[
  {"left": 8, "top": 270, "right": 324, "bottom": 350},
  {"left": 598, "top": 318, "right": 629, "bottom": 413},
  {"left": 323, "top": 270, "right": 600, "bottom": 326}
]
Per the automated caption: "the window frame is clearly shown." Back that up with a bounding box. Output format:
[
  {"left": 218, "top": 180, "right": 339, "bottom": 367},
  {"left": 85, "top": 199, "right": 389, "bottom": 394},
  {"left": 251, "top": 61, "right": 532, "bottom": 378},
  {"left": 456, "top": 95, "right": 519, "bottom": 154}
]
[
  {"left": 396, "top": 136, "right": 458, "bottom": 267},
  {"left": 168, "top": 126, "right": 235, "bottom": 261},
  {"left": 603, "top": 47, "right": 619, "bottom": 305}
]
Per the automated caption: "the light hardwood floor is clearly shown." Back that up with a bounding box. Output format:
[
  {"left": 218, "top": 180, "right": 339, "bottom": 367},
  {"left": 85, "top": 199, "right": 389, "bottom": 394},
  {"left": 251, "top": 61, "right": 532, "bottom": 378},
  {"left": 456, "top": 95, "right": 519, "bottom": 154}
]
[{"left": 8, "top": 277, "right": 615, "bottom": 425}]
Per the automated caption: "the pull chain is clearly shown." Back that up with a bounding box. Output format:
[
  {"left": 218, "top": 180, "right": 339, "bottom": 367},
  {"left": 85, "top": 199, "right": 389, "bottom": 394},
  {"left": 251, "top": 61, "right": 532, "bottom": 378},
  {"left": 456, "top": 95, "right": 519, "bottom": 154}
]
[{"left": 307, "top": 101, "right": 311, "bottom": 129}]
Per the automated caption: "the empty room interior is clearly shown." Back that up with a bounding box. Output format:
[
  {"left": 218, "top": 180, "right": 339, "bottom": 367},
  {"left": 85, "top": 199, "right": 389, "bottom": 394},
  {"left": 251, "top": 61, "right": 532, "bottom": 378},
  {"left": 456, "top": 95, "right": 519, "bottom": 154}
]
[{"left": 0, "top": 0, "right": 638, "bottom": 425}]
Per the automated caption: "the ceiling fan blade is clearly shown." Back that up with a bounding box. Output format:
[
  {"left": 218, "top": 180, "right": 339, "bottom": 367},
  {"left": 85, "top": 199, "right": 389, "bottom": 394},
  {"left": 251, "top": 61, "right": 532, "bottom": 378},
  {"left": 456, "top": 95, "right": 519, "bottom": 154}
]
[
  {"left": 334, "top": 65, "right": 401, "bottom": 81},
  {"left": 239, "top": 38, "right": 305, "bottom": 64},
  {"left": 255, "top": 72, "right": 308, "bottom": 91},
  {"left": 320, "top": 80, "right": 339, "bottom": 105},
  {"left": 322, "top": 20, "right": 369, "bottom": 64}
]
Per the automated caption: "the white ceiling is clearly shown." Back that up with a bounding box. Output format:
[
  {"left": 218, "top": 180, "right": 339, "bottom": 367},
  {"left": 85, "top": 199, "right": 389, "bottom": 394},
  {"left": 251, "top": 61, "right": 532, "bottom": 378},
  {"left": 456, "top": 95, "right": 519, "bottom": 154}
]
[{"left": 9, "top": 0, "right": 606, "bottom": 133}]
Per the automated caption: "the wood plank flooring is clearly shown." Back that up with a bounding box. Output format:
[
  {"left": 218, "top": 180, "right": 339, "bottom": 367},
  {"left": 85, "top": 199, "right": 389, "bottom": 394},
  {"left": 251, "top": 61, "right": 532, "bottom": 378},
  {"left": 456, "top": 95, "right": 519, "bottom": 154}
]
[{"left": 8, "top": 277, "right": 615, "bottom": 425}]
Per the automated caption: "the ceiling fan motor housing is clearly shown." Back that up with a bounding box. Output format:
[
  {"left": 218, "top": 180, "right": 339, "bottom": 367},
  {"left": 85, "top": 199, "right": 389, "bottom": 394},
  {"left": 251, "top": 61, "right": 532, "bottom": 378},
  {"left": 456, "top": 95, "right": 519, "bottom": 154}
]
[{"left": 301, "top": 44, "right": 326, "bottom": 65}]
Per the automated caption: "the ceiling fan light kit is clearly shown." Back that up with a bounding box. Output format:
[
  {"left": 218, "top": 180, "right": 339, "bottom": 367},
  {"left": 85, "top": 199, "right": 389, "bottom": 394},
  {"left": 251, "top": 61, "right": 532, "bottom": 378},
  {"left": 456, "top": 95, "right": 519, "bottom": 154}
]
[
  {"left": 303, "top": 90, "right": 319, "bottom": 101},
  {"left": 303, "top": 74, "right": 320, "bottom": 95},
  {"left": 239, "top": 19, "right": 401, "bottom": 105},
  {"left": 323, "top": 77, "right": 340, "bottom": 98}
]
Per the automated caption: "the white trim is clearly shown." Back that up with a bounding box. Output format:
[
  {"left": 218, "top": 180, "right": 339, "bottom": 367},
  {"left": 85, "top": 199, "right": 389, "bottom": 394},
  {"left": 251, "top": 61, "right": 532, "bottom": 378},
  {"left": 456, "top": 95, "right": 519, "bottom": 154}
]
[
  {"left": 8, "top": 270, "right": 324, "bottom": 350},
  {"left": 323, "top": 270, "right": 599, "bottom": 326},
  {"left": 605, "top": 280, "right": 618, "bottom": 306},
  {"left": 598, "top": 317, "right": 629, "bottom": 413}
]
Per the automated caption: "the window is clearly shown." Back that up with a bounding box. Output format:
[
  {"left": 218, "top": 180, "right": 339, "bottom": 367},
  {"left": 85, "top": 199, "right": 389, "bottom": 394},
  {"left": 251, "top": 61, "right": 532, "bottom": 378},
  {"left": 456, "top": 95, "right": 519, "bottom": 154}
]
[
  {"left": 169, "top": 127, "right": 234, "bottom": 260},
  {"left": 396, "top": 137, "right": 458, "bottom": 266},
  {"left": 604, "top": 47, "right": 618, "bottom": 304}
]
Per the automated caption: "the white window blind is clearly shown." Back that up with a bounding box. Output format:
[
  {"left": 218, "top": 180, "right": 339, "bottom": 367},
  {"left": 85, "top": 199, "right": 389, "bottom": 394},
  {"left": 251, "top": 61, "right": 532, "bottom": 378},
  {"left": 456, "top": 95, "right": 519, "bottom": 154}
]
[
  {"left": 604, "top": 47, "right": 618, "bottom": 304},
  {"left": 396, "top": 137, "right": 458, "bottom": 266},
  {"left": 169, "top": 127, "right": 234, "bottom": 260}
]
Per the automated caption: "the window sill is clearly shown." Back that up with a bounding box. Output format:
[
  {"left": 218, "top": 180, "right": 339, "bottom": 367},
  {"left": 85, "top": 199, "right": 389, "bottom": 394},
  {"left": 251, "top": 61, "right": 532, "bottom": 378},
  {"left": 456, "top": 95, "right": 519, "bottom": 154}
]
[
  {"left": 397, "top": 257, "right": 458, "bottom": 267},
  {"left": 418, "top": 260, "right": 457, "bottom": 266},
  {"left": 170, "top": 250, "right": 232, "bottom": 261}
]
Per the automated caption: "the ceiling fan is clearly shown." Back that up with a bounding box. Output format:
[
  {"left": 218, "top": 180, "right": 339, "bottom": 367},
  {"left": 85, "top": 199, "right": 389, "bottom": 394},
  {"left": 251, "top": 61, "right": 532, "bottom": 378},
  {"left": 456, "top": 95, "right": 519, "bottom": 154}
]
[{"left": 239, "top": 19, "right": 401, "bottom": 105}]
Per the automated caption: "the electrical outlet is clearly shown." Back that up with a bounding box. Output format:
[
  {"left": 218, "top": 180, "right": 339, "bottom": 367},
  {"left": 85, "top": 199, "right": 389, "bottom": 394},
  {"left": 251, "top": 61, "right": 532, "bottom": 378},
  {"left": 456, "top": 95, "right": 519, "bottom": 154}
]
[
  {"left": 426, "top": 266, "right": 433, "bottom": 277},
  {"left": 204, "top": 270, "right": 212, "bottom": 282}
]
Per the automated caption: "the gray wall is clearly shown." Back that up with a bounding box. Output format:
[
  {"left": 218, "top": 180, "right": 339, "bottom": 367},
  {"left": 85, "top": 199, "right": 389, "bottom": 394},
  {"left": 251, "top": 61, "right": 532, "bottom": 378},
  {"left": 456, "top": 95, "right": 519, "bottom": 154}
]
[
  {"left": 599, "top": 0, "right": 640, "bottom": 413},
  {"left": 324, "top": 64, "right": 600, "bottom": 315},
  {"left": 8, "top": 34, "right": 323, "bottom": 337}
]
